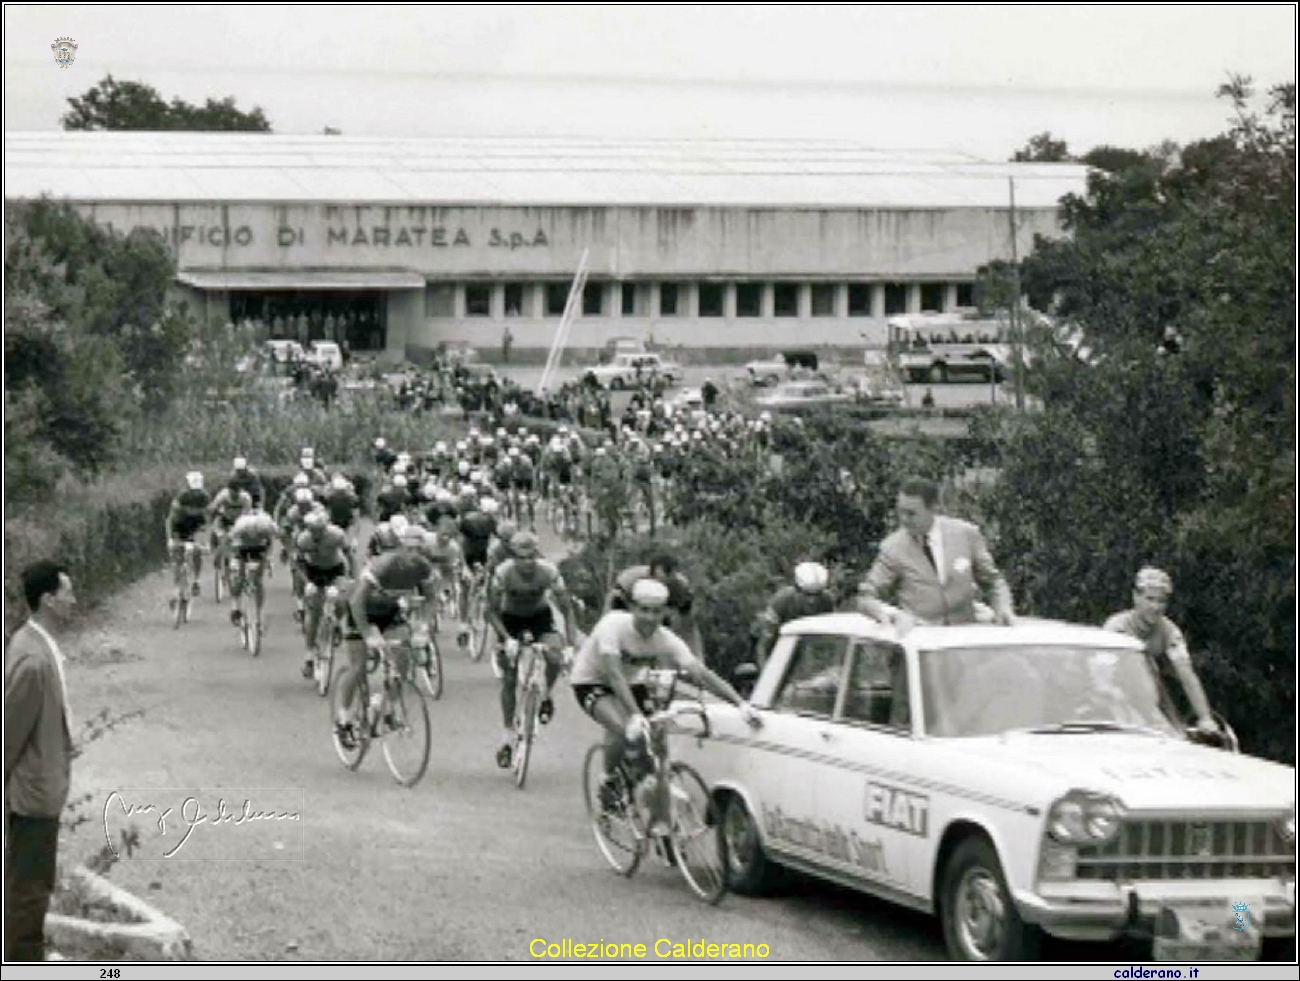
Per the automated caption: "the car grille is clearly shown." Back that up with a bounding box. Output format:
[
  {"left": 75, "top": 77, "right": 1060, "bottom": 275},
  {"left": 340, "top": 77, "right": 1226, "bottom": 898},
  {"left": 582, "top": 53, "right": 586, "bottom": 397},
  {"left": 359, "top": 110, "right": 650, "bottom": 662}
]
[{"left": 1076, "top": 819, "right": 1295, "bottom": 881}]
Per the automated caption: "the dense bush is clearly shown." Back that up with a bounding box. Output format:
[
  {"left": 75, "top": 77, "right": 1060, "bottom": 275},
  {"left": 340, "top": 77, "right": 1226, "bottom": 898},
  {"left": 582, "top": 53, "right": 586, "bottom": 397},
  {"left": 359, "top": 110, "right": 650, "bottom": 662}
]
[
  {"left": 561, "top": 517, "right": 838, "bottom": 679},
  {"left": 975, "top": 80, "right": 1295, "bottom": 763}
]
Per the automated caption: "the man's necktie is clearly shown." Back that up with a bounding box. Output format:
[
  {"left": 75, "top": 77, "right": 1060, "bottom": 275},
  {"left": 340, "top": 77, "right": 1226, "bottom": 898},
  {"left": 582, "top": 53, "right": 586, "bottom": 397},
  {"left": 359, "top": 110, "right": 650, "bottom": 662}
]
[{"left": 918, "top": 536, "right": 938, "bottom": 573}]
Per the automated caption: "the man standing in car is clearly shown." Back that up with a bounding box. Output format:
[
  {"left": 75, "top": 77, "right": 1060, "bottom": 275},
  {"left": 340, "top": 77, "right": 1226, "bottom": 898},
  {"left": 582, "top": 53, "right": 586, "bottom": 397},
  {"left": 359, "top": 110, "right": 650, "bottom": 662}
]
[{"left": 857, "top": 477, "right": 1015, "bottom": 632}]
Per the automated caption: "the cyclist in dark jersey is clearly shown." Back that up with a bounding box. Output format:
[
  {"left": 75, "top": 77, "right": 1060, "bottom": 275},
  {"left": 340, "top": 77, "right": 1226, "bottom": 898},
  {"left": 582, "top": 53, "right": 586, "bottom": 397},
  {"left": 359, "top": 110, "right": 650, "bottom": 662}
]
[
  {"left": 375, "top": 474, "right": 410, "bottom": 523},
  {"left": 333, "top": 519, "right": 440, "bottom": 749},
  {"left": 165, "top": 471, "right": 211, "bottom": 597}
]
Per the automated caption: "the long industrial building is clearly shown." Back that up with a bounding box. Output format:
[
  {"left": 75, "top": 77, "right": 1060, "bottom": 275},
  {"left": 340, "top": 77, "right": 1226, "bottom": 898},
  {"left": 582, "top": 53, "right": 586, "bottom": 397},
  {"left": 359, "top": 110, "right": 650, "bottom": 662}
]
[{"left": 4, "top": 132, "right": 1089, "bottom": 362}]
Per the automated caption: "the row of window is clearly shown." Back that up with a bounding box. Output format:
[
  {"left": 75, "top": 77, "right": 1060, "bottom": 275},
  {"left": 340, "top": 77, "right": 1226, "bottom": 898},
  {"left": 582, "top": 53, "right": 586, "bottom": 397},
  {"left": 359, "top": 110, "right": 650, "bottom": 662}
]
[{"left": 425, "top": 281, "right": 976, "bottom": 319}]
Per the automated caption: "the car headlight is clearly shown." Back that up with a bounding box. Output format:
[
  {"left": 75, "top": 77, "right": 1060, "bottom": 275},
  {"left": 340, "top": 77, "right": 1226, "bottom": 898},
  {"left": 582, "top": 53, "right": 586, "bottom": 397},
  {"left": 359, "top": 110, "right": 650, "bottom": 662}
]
[{"left": 1046, "top": 790, "right": 1125, "bottom": 845}]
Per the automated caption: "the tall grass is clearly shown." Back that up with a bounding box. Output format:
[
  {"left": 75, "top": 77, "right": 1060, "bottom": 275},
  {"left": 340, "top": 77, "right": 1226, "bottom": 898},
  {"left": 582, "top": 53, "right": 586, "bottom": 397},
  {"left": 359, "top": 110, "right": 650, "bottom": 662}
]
[
  {"left": 117, "top": 391, "right": 465, "bottom": 468},
  {"left": 6, "top": 393, "right": 472, "bottom": 635}
]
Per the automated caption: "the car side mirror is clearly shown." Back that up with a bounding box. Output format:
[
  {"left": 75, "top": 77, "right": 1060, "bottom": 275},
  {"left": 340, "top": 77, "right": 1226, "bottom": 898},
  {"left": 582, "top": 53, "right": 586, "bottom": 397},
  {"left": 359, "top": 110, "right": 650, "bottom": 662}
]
[{"left": 733, "top": 662, "right": 759, "bottom": 698}]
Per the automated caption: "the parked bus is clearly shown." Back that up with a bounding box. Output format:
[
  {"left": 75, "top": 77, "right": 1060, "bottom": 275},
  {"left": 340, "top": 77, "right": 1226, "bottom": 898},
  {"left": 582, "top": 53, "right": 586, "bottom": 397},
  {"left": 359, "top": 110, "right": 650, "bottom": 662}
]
[{"left": 886, "top": 313, "right": 1011, "bottom": 384}]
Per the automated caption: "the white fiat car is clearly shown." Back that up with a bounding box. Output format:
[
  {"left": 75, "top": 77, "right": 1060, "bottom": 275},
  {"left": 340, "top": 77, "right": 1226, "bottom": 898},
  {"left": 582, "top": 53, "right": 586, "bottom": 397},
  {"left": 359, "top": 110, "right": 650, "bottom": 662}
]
[{"left": 674, "top": 614, "right": 1296, "bottom": 960}]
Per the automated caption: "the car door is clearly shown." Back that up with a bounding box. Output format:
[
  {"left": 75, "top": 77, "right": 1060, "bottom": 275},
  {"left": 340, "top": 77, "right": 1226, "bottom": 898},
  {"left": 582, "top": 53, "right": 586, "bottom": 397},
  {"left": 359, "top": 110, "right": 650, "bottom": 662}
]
[
  {"left": 750, "top": 632, "right": 853, "bottom": 873},
  {"left": 814, "top": 638, "right": 928, "bottom": 897}
]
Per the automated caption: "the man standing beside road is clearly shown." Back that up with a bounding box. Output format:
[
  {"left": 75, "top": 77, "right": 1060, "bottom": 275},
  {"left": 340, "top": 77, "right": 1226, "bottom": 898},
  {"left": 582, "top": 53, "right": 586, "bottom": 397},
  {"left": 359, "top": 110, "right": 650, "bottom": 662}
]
[
  {"left": 5, "top": 561, "right": 76, "bottom": 962},
  {"left": 857, "top": 477, "right": 1015, "bottom": 632}
]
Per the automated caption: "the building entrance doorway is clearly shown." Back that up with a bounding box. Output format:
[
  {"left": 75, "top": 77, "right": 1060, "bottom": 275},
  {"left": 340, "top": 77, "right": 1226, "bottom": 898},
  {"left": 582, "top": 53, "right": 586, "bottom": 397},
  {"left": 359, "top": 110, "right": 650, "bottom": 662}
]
[{"left": 229, "top": 291, "right": 387, "bottom": 352}]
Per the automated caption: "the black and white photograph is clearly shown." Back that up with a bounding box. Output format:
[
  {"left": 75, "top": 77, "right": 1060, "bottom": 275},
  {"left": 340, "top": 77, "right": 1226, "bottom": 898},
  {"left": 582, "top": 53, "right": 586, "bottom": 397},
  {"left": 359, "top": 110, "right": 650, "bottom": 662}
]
[{"left": 3, "top": 3, "right": 1296, "bottom": 971}]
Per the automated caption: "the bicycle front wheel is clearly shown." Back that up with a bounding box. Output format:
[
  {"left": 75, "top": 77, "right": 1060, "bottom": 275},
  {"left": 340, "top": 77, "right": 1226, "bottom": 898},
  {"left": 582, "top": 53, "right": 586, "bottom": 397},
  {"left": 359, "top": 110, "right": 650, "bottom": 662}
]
[
  {"left": 582, "top": 744, "right": 644, "bottom": 876},
  {"left": 668, "top": 762, "right": 727, "bottom": 905},
  {"left": 381, "top": 678, "right": 431, "bottom": 787},
  {"left": 330, "top": 675, "right": 370, "bottom": 771},
  {"left": 513, "top": 684, "right": 538, "bottom": 789},
  {"left": 415, "top": 639, "right": 443, "bottom": 700},
  {"left": 317, "top": 612, "right": 338, "bottom": 697}
]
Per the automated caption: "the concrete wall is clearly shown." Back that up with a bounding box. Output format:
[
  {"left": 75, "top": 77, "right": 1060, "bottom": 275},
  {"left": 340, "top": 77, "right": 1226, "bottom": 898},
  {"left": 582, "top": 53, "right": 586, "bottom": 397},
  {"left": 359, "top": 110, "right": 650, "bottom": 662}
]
[{"left": 72, "top": 203, "right": 1060, "bottom": 278}]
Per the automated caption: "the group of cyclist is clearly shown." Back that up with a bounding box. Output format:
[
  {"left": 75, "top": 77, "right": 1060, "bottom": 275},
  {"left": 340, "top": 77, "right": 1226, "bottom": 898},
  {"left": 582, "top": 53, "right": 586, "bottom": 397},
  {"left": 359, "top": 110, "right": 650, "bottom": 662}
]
[{"left": 163, "top": 411, "right": 824, "bottom": 822}]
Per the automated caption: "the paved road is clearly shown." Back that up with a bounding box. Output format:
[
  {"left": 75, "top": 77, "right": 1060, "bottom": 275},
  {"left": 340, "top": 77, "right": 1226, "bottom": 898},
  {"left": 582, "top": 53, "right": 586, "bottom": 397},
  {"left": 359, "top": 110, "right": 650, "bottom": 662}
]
[{"left": 61, "top": 526, "right": 950, "bottom": 962}]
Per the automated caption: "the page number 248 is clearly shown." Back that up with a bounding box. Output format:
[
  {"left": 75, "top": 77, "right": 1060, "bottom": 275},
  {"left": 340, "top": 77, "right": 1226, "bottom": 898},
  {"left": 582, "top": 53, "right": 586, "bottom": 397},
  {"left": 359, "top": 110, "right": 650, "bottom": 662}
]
[{"left": 101, "top": 970, "right": 121, "bottom": 979}]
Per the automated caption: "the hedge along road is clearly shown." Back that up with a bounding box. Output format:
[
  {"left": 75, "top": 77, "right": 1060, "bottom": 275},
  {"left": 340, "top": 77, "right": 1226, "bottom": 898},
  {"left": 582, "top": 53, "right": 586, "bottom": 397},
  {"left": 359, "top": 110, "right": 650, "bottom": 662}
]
[{"left": 60, "top": 521, "right": 946, "bottom": 962}]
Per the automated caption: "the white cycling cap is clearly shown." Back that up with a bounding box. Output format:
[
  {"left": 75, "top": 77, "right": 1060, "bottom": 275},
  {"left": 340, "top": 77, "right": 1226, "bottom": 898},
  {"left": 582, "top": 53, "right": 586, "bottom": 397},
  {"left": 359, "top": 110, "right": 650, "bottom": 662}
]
[{"left": 630, "top": 578, "right": 670, "bottom": 609}]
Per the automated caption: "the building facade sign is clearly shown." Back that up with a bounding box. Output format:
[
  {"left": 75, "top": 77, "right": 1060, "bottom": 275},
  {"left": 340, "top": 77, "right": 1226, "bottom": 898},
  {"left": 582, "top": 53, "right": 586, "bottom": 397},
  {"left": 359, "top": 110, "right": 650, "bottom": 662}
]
[{"left": 75, "top": 202, "right": 1060, "bottom": 279}]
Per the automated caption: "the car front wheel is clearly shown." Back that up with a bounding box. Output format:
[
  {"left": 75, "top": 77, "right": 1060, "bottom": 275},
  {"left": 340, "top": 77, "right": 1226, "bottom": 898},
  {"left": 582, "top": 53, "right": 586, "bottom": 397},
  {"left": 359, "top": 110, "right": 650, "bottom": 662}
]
[
  {"left": 940, "top": 836, "right": 1039, "bottom": 961},
  {"left": 721, "top": 794, "right": 780, "bottom": 895}
]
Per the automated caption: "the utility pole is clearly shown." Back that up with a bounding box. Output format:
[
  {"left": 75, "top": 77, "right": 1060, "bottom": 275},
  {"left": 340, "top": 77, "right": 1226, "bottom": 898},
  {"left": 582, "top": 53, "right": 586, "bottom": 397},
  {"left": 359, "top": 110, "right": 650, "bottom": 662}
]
[{"left": 1007, "top": 177, "right": 1024, "bottom": 411}]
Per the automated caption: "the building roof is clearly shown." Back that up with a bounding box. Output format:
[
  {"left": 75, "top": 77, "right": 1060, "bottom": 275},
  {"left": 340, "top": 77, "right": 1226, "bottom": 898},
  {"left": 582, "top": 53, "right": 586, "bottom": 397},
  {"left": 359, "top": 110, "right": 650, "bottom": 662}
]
[{"left": 4, "top": 132, "right": 1088, "bottom": 209}]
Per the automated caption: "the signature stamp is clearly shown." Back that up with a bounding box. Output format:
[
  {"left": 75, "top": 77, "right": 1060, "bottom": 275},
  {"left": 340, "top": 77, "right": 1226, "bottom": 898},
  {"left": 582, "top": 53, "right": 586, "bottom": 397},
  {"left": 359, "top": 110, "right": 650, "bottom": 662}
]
[{"left": 101, "top": 788, "right": 305, "bottom": 861}]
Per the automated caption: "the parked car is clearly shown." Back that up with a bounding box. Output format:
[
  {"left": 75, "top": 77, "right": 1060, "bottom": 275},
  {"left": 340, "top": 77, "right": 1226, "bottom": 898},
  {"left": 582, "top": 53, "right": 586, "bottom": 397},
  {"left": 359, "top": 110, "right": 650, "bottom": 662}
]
[
  {"left": 306, "top": 340, "right": 344, "bottom": 371},
  {"left": 265, "top": 339, "right": 306, "bottom": 365},
  {"left": 604, "top": 336, "right": 647, "bottom": 359},
  {"left": 588, "top": 352, "right": 682, "bottom": 390},
  {"left": 745, "top": 350, "right": 820, "bottom": 387},
  {"left": 754, "top": 380, "right": 853, "bottom": 413},
  {"left": 673, "top": 614, "right": 1295, "bottom": 961}
]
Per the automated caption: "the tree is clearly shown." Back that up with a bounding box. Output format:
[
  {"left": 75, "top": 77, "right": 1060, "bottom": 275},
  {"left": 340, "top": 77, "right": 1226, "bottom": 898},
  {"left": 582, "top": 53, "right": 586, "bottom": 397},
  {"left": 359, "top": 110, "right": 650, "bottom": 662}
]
[
  {"left": 982, "top": 77, "right": 1296, "bottom": 762},
  {"left": 62, "top": 76, "right": 271, "bottom": 131},
  {"left": 1012, "top": 131, "right": 1072, "bottom": 162}
]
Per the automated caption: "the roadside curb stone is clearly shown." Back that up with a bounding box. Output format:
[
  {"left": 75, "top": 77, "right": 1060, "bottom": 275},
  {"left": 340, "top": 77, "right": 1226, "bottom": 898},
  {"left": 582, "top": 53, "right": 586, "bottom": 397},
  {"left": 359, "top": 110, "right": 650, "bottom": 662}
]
[{"left": 46, "top": 864, "right": 193, "bottom": 960}]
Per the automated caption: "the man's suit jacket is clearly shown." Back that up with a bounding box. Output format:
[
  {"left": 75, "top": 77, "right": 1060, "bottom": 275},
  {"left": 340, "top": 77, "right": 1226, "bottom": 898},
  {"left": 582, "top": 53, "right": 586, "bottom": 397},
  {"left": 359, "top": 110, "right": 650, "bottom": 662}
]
[
  {"left": 862, "top": 515, "right": 1012, "bottom": 626},
  {"left": 4, "top": 622, "right": 73, "bottom": 818}
]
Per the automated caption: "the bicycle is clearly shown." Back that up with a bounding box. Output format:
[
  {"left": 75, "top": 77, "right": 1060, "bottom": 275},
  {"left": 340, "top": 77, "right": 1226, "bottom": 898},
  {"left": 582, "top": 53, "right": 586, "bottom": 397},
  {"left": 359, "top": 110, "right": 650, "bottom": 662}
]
[
  {"left": 505, "top": 632, "right": 550, "bottom": 790},
  {"left": 231, "top": 552, "right": 267, "bottom": 657},
  {"left": 313, "top": 581, "right": 348, "bottom": 697},
  {"left": 459, "top": 565, "right": 490, "bottom": 662},
  {"left": 398, "top": 593, "right": 443, "bottom": 700},
  {"left": 168, "top": 541, "right": 201, "bottom": 629},
  {"left": 581, "top": 670, "right": 727, "bottom": 904},
  {"left": 329, "top": 631, "right": 432, "bottom": 787},
  {"left": 211, "top": 526, "right": 233, "bottom": 603}
]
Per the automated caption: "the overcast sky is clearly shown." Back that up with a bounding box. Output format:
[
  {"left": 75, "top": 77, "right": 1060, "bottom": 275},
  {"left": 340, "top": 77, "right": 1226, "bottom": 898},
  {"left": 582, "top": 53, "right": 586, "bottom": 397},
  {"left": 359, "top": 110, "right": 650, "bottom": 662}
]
[{"left": 5, "top": 5, "right": 1296, "bottom": 157}]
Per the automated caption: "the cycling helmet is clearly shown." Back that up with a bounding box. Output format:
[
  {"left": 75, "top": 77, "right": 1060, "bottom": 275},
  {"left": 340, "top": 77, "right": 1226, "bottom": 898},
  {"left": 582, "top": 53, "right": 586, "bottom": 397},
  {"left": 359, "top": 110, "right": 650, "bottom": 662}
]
[
  {"left": 457, "top": 460, "right": 471, "bottom": 476},
  {"left": 294, "top": 488, "right": 314, "bottom": 506},
  {"left": 331, "top": 474, "right": 349, "bottom": 491},
  {"left": 185, "top": 471, "right": 204, "bottom": 490},
  {"left": 498, "top": 519, "right": 518, "bottom": 542},
  {"left": 496, "top": 427, "right": 508, "bottom": 438},
  {"left": 1135, "top": 567, "right": 1173, "bottom": 594},
  {"left": 232, "top": 456, "right": 248, "bottom": 471},
  {"left": 517, "top": 426, "right": 528, "bottom": 437},
  {"left": 371, "top": 522, "right": 399, "bottom": 552},
  {"left": 456, "top": 440, "right": 469, "bottom": 453},
  {"left": 304, "top": 510, "right": 327, "bottom": 531},
  {"left": 794, "top": 561, "right": 829, "bottom": 594},
  {"left": 421, "top": 480, "right": 439, "bottom": 501},
  {"left": 630, "top": 578, "right": 670, "bottom": 609},
  {"left": 374, "top": 437, "right": 386, "bottom": 449},
  {"left": 434, "top": 440, "right": 448, "bottom": 454},
  {"left": 480, "top": 497, "right": 500, "bottom": 515},
  {"left": 510, "top": 531, "right": 540, "bottom": 557},
  {"left": 293, "top": 473, "right": 310, "bottom": 488},
  {"left": 388, "top": 514, "right": 411, "bottom": 539},
  {"left": 301, "top": 446, "right": 315, "bottom": 459},
  {"left": 392, "top": 473, "right": 408, "bottom": 489},
  {"left": 508, "top": 446, "right": 520, "bottom": 457}
]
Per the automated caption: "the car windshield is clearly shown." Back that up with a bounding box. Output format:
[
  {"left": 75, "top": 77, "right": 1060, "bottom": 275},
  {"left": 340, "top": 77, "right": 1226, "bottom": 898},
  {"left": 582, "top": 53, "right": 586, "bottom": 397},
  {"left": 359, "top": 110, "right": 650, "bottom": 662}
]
[{"left": 920, "top": 644, "right": 1182, "bottom": 738}]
